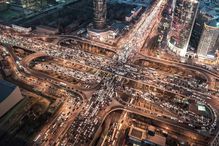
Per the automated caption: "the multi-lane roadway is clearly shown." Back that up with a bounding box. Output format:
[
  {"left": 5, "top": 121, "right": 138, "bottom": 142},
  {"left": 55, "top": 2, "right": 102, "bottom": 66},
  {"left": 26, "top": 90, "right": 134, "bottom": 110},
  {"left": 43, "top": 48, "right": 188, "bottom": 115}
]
[{"left": 1, "top": 0, "right": 219, "bottom": 145}]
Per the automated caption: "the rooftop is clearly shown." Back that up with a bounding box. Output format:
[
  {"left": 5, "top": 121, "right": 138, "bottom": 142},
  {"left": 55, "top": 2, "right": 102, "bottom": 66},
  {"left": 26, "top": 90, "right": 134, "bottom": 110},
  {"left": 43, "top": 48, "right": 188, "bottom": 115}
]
[
  {"left": 207, "top": 18, "right": 219, "bottom": 28},
  {"left": 129, "top": 126, "right": 145, "bottom": 140},
  {"left": 199, "top": 0, "right": 219, "bottom": 19},
  {"left": 0, "top": 80, "right": 16, "bottom": 102}
]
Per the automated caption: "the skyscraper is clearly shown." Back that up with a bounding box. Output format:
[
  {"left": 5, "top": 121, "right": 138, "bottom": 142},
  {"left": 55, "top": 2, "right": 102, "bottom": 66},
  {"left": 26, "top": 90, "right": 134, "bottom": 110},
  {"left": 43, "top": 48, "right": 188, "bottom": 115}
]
[
  {"left": 93, "top": 0, "right": 107, "bottom": 30},
  {"left": 197, "top": 18, "right": 219, "bottom": 59},
  {"left": 167, "top": 0, "right": 199, "bottom": 57},
  {"left": 190, "top": 0, "right": 219, "bottom": 49}
]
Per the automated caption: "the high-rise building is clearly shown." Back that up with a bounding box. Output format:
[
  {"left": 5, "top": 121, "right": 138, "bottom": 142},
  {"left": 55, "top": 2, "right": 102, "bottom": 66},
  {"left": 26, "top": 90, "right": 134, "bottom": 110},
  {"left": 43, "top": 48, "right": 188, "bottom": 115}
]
[
  {"left": 87, "top": 0, "right": 111, "bottom": 42},
  {"left": 93, "top": 0, "right": 107, "bottom": 30},
  {"left": 190, "top": 0, "right": 219, "bottom": 49},
  {"left": 167, "top": 0, "right": 199, "bottom": 57},
  {"left": 197, "top": 18, "right": 219, "bottom": 60}
]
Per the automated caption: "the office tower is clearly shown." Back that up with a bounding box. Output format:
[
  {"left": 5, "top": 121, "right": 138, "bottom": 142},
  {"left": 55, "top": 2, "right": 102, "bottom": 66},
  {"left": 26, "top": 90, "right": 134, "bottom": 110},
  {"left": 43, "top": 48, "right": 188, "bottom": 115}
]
[
  {"left": 190, "top": 0, "right": 219, "bottom": 49},
  {"left": 167, "top": 0, "right": 199, "bottom": 56},
  {"left": 197, "top": 18, "right": 219, "bottom": 59},
  {"left": 93, "top": 0, "right": 107, "bottom": 30}
]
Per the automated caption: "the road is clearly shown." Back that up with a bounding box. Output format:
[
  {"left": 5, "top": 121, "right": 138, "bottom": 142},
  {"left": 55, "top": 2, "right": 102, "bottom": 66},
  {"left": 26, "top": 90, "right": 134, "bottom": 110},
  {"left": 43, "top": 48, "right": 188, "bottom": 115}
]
[{"left": 1, "top": 0, "right": 219, "bottom": 145}]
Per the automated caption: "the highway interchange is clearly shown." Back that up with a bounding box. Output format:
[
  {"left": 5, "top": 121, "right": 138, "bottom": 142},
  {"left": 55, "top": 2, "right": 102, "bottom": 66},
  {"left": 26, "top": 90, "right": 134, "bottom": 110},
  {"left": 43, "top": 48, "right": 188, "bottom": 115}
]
[{"left": 1, "top": 0, "right": 219, "bottom": 145}]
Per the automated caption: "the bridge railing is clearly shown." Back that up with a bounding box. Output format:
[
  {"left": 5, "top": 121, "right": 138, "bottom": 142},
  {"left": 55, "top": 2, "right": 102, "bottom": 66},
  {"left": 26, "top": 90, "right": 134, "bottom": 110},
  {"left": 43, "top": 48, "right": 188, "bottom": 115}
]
[{"left": 210, "top": 130, "right": 219, "bottom": 146}]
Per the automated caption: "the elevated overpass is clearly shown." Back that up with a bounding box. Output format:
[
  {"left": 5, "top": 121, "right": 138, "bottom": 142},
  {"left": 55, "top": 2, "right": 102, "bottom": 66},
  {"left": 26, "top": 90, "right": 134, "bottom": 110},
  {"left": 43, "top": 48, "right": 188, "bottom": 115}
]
[{"left": 96, "top": 105, "right": 210, "bottom": 146}]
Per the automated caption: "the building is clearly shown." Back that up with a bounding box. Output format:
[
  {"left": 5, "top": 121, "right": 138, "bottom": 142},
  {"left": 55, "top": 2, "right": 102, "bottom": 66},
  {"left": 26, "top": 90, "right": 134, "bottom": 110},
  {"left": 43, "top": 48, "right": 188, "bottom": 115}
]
[
  {"left": 167, "top": 0, "right": 199, "bottom": 57},
  {"left": 125, "top": 6, "right": 142, "bottom": 22},
  {"left": 197, "top": 18, "right": 219, "bottom": 60},
  {"left": 190, "top": 0, "right": 219, "bottom": 50},
  {"left": 35, "top": 25, "right": 58, "bottom": 35},
  {"left": 87, "top": 27, "right": 117, "bottom": 43},
  {"left": 9, "top": 0, "right": 48, "bottom": 10},
  {"left": 93, "top": 0, "right": 107, "bottom": 30},
  {"left": 128, "top": 125, "right": 166, "bottom": 146},
  {"left": 0, "top": 80, "right": 23, "bottom": 117},
  {"left": 87, "top": 0, "right": 109, "bottom": 42},
  {"left": 12, "top": 24, "right": 32, "bottom": 33}
]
